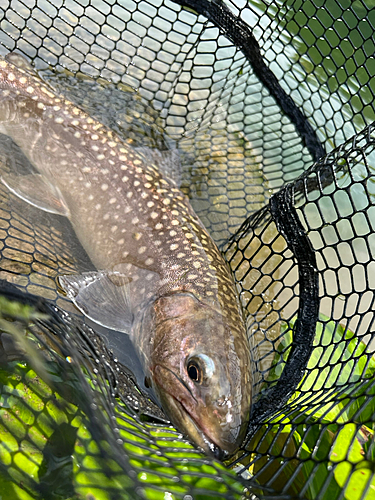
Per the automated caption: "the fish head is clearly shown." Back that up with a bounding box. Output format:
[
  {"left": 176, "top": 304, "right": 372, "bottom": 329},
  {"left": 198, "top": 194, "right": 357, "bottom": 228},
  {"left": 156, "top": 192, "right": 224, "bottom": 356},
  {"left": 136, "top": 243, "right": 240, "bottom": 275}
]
[{"left": 140, "top": 291, "right": 251, "bottom": 459}]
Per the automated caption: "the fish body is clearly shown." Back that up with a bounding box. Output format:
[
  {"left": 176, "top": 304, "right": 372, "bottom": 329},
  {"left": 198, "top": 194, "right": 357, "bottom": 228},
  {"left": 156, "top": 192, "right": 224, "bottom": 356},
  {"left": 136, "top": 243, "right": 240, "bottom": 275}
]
[{"left": 0, "top": 54, "right": 252, "bottom": 458}]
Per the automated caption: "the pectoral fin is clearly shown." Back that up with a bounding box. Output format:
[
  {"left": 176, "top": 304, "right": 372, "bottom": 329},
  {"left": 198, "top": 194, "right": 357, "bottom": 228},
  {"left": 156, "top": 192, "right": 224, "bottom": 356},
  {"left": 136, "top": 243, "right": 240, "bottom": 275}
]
[
  {"left": 58, "top": 271, "right": 134, "bottom": 333},
  {"left": 1, "top": 173, "right": 70, "bottom": 217}
]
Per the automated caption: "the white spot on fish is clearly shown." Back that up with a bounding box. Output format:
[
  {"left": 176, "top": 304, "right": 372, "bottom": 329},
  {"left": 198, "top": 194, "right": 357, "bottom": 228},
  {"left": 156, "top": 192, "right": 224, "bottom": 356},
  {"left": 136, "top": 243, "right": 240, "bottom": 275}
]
[
  {"left": 138, "top": 246, "right": 146, "bottom": 254},
  {"left": 122, "top": 175, "right": 129, "bottom": 182},
  {"left": 151, "top": 212, "right": 158, "bottom": 219},
  {"left": 109, "top": 198, "right": 116, "bottom": 204},
  {"left": 155, "top": 223, "right": 163, "bottom": 230},
  {"left": 111, "top": 225, "right": 118, "bottom": 233},
  {"left": 145, "top": 258, "right": 154, "bottom": 266},
  {"left": 170, "top": 243, "right": 178, "bottom": 251},
  {"left": 101, "top": 184, "right": 108, "bottom": 191}
]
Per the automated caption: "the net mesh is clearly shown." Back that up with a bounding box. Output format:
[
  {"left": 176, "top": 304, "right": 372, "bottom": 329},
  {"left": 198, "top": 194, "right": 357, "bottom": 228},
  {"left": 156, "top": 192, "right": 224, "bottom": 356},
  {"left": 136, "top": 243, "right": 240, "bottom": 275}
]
[{"left": 0, "top": 0, "right": 374, "bottom": 499}]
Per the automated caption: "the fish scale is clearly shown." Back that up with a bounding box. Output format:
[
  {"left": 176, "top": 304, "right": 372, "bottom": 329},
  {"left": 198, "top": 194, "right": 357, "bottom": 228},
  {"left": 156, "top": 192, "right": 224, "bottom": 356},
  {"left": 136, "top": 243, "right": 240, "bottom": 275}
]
[{"left": 0, "top": 54, "right": 252, "bottom": 459}]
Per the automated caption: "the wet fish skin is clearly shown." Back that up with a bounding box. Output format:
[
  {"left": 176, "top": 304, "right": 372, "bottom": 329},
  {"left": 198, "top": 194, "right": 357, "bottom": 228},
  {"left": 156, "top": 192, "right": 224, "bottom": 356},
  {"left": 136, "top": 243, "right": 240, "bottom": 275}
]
[{"left": 0, "top": 55, "right": 252, "bottom": 458}]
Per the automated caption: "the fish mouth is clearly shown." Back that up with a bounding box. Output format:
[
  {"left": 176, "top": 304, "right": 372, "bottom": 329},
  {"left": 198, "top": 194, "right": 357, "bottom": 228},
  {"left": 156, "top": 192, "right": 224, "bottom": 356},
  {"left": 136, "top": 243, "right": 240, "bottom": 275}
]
[
  {"left": 163, "top": 392, "right": 227, "bottom": 460},
  {"left": 152, "top": 365, "right": 228, "bottom": 461}
]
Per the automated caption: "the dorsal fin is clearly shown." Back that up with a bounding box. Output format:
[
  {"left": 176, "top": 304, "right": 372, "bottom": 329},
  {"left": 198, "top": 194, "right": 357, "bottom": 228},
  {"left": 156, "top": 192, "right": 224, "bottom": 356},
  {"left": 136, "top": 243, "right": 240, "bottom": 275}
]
[{"left": 135, "top": 147, "right": 181, "bottom": 187}]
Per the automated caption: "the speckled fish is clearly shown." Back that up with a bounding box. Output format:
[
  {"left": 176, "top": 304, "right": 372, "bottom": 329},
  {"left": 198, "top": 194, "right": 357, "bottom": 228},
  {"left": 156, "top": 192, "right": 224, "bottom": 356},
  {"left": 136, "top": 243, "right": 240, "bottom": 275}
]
[{"left": 0, "top": 54, "right": 252, "bottom": 459}]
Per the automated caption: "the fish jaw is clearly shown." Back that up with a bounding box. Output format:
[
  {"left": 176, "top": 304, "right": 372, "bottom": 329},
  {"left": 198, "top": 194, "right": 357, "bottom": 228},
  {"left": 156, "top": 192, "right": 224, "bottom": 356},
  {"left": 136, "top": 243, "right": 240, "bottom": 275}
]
[
  {"left": 151, "top": 363, "right": 245, "bottom": 459},
  {"left": 152, "top": 369, "right": 226, "bottom": 459}
]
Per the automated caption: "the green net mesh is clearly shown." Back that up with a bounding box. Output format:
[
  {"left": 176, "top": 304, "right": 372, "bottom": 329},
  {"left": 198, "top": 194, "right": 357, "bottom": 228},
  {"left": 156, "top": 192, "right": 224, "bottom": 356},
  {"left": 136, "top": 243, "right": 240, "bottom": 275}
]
[{"left": 0, "top": 0, "right": 374, "bottom": 498}]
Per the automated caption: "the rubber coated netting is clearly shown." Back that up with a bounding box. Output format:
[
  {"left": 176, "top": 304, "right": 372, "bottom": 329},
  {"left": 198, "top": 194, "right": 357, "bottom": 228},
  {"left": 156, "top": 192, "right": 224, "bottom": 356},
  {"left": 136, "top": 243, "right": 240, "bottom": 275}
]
[{"left": 0, "top": 0, "right": 374, "bottom": 499}]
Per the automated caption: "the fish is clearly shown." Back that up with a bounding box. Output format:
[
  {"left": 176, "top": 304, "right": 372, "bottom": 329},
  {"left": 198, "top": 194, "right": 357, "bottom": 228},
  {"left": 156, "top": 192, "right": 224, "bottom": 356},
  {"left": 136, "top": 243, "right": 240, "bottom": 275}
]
[{"left": 0, "top": 53, "right": 252, "bottom": 459}]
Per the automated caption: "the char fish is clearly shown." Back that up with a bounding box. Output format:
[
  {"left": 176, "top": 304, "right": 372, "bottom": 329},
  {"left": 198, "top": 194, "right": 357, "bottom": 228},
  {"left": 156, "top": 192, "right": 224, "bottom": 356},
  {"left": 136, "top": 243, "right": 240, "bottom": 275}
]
[{"left": 0, "top": 54, "right": 252, "bottom": 459}]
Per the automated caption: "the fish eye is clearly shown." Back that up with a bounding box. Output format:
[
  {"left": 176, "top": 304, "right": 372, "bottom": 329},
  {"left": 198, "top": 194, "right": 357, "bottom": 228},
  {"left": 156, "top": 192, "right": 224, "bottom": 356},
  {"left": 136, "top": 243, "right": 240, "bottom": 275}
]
[
  {"left": 186, "top": 354, "right": 215, "bottom": 385},
  {"left": 187, "top": 360, "right": 202, "bottom": 384}
]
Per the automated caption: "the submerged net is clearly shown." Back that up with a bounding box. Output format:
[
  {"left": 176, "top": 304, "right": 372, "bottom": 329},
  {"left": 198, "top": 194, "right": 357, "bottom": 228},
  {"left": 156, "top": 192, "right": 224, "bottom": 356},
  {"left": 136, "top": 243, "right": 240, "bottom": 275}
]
[{"left": 0, "top": 0, "right": 374, "bottom": 498}]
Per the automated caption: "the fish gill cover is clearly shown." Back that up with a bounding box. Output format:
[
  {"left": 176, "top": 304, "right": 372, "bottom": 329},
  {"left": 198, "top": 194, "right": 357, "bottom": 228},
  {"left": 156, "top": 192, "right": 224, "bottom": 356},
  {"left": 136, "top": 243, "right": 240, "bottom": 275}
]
[{"left": 0, "top": 0, "right": 374, "bottom": 499}]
